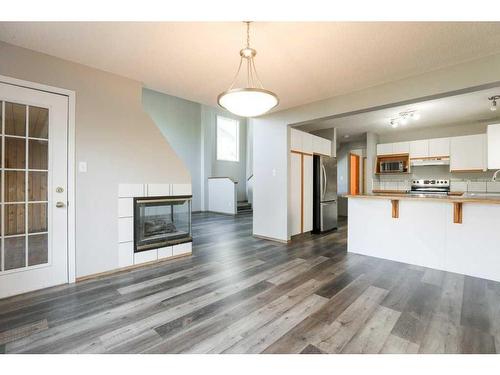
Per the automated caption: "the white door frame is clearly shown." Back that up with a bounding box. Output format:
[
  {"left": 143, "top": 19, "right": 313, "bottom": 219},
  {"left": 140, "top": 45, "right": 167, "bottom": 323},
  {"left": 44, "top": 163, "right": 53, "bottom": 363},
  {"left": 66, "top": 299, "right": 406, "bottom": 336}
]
[{"left": 0, "top": 74, "right": 76, "bottom": 283}]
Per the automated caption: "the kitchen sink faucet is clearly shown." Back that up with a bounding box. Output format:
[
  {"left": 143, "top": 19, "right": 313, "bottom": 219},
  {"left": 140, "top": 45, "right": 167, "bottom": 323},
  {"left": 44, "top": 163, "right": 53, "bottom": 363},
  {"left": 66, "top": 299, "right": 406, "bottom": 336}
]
[{"left": 493, "top": 170, "right": 500, "bottom": 182}]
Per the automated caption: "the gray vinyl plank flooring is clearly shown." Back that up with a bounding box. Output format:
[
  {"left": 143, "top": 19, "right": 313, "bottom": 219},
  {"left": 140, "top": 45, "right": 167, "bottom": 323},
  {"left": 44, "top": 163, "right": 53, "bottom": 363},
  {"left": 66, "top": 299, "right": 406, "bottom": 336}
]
[{"left": 1, "top": 212, "right": 500, "bottom": 353}]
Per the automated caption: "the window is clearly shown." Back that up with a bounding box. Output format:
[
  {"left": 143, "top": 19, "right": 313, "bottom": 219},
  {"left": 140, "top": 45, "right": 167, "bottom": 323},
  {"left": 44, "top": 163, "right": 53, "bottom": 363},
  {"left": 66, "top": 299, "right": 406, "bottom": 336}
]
[{"left": 216, "top": 116, "right": 239, "bottom": 162}]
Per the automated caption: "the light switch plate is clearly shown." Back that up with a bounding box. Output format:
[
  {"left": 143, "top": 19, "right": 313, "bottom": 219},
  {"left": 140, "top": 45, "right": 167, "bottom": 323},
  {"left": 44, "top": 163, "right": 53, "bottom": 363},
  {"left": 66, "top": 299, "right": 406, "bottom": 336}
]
[{"left": 79, "top": 162, "right": 87, "bottom": 173}]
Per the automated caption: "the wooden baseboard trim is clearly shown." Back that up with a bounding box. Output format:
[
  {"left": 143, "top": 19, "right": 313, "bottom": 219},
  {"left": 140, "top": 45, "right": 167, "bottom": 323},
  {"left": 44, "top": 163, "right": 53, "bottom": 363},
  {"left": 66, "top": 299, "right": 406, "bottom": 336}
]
[
  {"left": 253, "top": 234, "right": 290, "bottom": 244},
  {"left": 75, "top": 252, "right": 192, "bottom": 282}
]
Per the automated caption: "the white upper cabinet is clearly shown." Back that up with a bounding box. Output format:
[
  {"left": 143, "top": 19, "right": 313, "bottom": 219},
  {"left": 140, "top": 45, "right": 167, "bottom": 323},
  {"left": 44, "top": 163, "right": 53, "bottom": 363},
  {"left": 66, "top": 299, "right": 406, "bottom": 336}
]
[
  {"left": 376, "top": 143, "right": 394, "bottom": 155},
  {"left": 429, "top": 137, "right": 450, "bottom": 157},
  {"left": 392, "top": 141, "right": 410, "bottom": 154},
  {"left": 301, "top": 132, "right": 314, "bottom": 154},
  {"left": 377, "top": 142, "right": 409, "bottom": 155},
  {"left": 291, "top": 128, "right": 332, "bottom": 156},
  {"left": 312, "top": 136, "right": 332, "bottom": 156},
  {"left": 410, "top": 140, "right": 429, "bottom": 158},
  {"left": 290, "top": 128, "right": 302, "bottom": 151},
  {"left": 450, "top": 134, "right": 487, "bottom": 172},
  {"left": 488, "top": 124, "right": 500, "bottom": 169}
]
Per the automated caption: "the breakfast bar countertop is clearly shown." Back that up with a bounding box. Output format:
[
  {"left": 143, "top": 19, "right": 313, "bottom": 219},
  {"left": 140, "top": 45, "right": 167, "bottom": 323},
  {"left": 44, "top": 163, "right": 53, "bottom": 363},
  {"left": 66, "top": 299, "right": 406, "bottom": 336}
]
[{"left": 347, "top": 192, "right": 500, "bottom": 204}]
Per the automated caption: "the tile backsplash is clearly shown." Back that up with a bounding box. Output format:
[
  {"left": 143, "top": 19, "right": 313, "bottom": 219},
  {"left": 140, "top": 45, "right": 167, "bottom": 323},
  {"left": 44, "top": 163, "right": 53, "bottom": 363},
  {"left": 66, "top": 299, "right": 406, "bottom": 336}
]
[{"left": 373, "top": 165, "right": 498, "bottom": 193}]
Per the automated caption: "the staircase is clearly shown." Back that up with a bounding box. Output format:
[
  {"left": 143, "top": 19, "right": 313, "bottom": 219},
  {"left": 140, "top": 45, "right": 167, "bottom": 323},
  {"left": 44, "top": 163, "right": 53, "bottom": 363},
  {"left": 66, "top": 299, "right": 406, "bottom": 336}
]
[{"left": 237, "top": 200, "right": 252, "bottom": 214}]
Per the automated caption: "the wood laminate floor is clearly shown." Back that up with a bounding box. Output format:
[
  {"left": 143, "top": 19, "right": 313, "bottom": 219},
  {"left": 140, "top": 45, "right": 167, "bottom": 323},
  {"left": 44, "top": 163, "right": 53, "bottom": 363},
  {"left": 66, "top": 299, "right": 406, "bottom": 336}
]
[{"left": 1, "top": 212, "right": 500, "bottom": 354}]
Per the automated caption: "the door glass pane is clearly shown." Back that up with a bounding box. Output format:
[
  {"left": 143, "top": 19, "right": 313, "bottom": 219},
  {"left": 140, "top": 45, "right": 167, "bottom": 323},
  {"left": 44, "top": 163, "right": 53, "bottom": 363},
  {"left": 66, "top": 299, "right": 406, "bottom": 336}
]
[
  {"left": 28, "top": 171, "right": 48, "bottom": 201},
  {"left": 28, "top": 233, "right": 48, "bottom": 266},
  {"left": 5, "top": 171, "right": 25, "bottom": 202},
  {"left": 5, "top": 137, "right": 26, "bottom": 169},
  {"left": 29, "top": 139, "right": 48, "bottom": 170},
  {"left": 1, "top": 101, "right": 51, "bottom": 273},
  {"left": 28, "top": 203, "right": 47, "bottom": 233},
  {"left": 5, "top": 102, "right": 26, "bottom": 136},
  {"left": 5, "top": 204, "right": 25, "bottom": 235},
  {"left": 29, "top": 106, "right": 48, "bottom": 139},
  {"left": 4, "top": 237, "right": 26, "bottom": 270}
]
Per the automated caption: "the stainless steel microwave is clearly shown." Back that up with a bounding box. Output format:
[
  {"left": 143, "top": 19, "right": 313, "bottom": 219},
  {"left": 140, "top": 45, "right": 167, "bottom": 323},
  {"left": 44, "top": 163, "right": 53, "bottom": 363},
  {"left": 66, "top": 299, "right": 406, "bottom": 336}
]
[{"left": 380, "top": 161, "right": 405, "bottom": 173}]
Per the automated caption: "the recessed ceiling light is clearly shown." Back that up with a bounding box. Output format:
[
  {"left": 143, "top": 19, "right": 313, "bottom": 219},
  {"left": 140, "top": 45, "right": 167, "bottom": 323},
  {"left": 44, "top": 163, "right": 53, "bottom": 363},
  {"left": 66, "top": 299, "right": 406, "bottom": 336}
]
[{"left": 344, "top": 134, "right": 350, "bottom": 139}]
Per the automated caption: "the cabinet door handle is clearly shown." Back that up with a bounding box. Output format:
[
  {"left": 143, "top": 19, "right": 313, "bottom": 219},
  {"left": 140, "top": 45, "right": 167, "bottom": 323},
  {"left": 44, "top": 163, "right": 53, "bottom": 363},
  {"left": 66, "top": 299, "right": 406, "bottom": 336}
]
[{"left": 56, "top": 201, "right": 66, "bottom": 208}]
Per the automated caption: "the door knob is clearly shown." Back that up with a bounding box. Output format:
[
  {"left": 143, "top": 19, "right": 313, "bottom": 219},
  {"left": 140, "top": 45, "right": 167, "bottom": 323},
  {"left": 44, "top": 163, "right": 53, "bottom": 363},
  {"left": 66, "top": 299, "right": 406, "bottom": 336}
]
[{"left": 56, "top": 201, "right": 66, "bottom": 208}]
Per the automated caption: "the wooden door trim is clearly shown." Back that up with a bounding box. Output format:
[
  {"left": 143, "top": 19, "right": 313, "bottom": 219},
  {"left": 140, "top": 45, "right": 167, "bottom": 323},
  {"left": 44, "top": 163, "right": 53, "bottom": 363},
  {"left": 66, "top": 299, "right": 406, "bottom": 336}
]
[
  {"left": 349, "top": 152, "right": 361, "bottom": 195},
  {"left": 0, "top": 75, "right": 77, "bottom": 284}
]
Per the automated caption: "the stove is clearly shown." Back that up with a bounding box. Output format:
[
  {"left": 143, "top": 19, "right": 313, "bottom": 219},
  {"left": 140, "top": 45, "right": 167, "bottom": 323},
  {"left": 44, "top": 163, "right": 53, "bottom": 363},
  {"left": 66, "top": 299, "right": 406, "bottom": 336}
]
[{"left": 410, "top": 179, "right": 450, "bottom": 195}]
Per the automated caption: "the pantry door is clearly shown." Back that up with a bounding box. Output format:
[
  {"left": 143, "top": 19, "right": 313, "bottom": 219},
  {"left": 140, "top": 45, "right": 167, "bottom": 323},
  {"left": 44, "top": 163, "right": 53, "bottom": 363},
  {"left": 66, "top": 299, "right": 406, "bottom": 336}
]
[{"left": 0, "top": 82, "right": 69, "bottom": 299}]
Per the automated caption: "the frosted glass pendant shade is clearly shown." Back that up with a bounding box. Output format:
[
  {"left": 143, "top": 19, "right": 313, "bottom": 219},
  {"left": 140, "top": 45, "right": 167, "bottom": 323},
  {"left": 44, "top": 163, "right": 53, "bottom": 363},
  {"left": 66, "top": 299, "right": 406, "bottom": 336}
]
[{"left": 218, "top": 88, "right": 279, "bottom": 118}]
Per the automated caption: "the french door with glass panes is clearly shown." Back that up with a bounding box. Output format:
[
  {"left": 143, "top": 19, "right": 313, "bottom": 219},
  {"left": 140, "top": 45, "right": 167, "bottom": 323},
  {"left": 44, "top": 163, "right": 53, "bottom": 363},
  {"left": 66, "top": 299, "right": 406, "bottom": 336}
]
[{"left": 0, "top": 82, "right": 68, "bottom": 299}]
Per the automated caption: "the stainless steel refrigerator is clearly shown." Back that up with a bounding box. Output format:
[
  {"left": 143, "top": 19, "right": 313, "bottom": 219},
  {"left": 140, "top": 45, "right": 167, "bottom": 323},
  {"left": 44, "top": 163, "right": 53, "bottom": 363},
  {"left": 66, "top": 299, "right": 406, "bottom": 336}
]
[{"left": 313, "top": 155, "right": 338, "bottom": 233}]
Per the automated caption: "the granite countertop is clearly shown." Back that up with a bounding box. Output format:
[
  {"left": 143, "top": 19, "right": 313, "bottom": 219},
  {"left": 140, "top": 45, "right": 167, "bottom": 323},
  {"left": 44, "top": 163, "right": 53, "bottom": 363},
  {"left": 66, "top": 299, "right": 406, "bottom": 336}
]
[{"left": 347, "top": 192, "right": 500, "bottom": 204}]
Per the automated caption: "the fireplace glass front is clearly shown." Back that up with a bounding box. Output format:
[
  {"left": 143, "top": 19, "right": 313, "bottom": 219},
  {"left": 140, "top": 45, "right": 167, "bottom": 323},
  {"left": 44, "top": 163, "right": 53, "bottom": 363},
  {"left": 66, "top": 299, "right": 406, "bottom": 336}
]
[{"left": 134, "top": 196, "right": 192, "bottom": 252}]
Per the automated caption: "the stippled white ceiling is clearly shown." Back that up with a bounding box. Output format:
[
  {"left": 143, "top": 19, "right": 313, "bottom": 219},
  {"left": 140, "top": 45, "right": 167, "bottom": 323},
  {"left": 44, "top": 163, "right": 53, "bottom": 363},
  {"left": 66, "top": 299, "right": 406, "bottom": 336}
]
[{"left": 1, "top": 22, "right": 500, "bottom": 111}]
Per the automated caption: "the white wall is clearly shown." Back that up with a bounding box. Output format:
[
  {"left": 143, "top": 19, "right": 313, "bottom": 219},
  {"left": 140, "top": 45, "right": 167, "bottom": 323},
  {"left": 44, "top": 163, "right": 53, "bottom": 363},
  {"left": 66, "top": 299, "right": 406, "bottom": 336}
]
[
  {"left": 142, "top": 89, "right": 202, "bottom": 211},
  {"left": 201, "top": 105, "right": 248, "bottom": 207},
  {"left": 252, "top": 52, "right": 500, "bottom": 241},
  {"left": 0, "top": 41, "right": 190, "bottom": 278}
]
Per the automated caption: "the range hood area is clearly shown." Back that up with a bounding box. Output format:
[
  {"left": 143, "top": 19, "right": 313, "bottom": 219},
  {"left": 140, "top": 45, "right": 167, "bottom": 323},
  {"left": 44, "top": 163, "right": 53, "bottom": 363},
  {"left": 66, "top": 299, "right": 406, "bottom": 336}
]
[{"left": 410, "top": 157, "right": 450, "bottom": 167}]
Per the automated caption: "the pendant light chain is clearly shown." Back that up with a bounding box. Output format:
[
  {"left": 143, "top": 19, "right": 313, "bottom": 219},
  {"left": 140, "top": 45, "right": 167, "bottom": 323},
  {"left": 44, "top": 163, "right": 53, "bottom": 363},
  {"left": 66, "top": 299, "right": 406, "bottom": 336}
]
[
  {"left": 217, "top": 21, "right": 279, "bottom": 117},
  {"left": 246, "top": 21, "right": 250, "bottom": 48}
]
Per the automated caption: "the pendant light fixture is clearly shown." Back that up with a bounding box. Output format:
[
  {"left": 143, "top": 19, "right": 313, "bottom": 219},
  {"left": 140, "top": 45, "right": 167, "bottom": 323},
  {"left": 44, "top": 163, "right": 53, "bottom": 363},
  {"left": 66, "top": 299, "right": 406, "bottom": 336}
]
[{"left": 217, "top": 22, "right": 279, "bottom": 117}]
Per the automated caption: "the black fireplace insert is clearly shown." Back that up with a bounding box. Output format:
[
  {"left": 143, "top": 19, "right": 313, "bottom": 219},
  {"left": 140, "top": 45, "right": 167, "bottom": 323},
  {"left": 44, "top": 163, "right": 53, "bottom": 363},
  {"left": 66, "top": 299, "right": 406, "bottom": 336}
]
[{"left": 133, "top": 195, "right": 192, "bottom": 252}]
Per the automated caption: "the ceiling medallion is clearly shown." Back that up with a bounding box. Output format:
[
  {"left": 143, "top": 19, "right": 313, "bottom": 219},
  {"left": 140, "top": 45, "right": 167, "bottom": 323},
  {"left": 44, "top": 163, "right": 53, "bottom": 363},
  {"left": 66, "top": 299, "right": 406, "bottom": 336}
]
[{"left": 217, "top": 22, "right": 279, "bottom": 118}]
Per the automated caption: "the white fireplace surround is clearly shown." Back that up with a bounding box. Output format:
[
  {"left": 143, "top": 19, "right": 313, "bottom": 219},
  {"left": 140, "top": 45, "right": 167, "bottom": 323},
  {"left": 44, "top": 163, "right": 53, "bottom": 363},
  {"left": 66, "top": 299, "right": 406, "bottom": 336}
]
[{"left": 118, "top": 183, "right": 192, "bottom": 268}]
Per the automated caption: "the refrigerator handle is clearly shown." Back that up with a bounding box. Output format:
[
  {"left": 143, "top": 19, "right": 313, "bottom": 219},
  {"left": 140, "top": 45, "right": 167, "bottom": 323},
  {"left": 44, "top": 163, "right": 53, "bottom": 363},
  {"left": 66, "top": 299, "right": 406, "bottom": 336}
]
[{"left": 321, "top": 164, "right": 327, "bottom": 200}]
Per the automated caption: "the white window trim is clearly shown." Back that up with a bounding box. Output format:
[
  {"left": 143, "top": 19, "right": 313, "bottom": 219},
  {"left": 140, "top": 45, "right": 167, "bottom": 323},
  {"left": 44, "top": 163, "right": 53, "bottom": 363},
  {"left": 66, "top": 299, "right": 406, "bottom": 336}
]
[{"left": 216, "top": 115, "right": 240, "bottom": 162}]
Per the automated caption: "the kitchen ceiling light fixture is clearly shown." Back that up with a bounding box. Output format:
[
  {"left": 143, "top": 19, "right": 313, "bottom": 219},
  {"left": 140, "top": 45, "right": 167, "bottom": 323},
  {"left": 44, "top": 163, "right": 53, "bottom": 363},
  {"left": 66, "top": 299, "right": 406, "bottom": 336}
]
[
  {"left": 389, "top": 110, "right": 419, "bottom": 128},
  {"left": 217, "top": 22, "right": 279, "bottom": 118},
  {"left": 489, "top": 95, "right": 500, "bottom": 111}
]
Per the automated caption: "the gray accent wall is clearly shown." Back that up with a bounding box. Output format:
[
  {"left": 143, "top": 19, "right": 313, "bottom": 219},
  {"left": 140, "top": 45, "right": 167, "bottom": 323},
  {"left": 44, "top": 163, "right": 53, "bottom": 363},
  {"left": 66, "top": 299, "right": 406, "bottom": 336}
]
[
  {"left": 142, "top": 89, "right": 203, "bottom": 211},
  {"left": 142, "top": 89, "right": 248, "bottom": 212}
]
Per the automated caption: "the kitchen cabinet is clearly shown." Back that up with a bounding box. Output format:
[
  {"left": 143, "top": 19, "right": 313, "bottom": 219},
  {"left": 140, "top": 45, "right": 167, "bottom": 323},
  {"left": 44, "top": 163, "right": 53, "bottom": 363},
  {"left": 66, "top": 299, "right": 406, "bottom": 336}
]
[
  {"left": 312, "top": 136, "right": 331, "bottom": 156},
  {"left": 488, "top": 124, "right": 500, "bottom": 169},
  {"left": 291, "top": 128, "right": 332, "bottom": 156},
  {"left": 303, "top": 155, "right": 313, "bottom": 232},
  {"left": 410, "top": 140, "right": 429, "bottom": 158},
  {"left": 376, "top": 142, "right": 409, "bottom": 156},
  {"left": 301, "top": 132, "right": 313, "bottom": 154},
  {"left": 290, "top": 128, "right": 302, "bottom": 152},
  {"left": 392, "top": 141, "right": 410, "bottom": 154},
  {"left": 290, "top": 152, "right": 302, "bottom": 236},
  {"left": 289, "top": 152, "right": 313, "bottom": 236},
  {"left": 450, "top": 134, "right": 487, "bottom": 172},
  {"left": 376, "top": 143, "right": 394, "bottom": 155},
  {"left": 429, "top": 137, "right": 450, "bottom": 157}
]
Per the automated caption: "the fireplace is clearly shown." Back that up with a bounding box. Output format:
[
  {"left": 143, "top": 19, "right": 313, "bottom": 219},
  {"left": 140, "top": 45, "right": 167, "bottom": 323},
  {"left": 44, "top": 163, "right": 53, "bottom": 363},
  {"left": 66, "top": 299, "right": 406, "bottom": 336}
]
[{"left": 134, "top": 195, "right": 192, "bottom": 252}]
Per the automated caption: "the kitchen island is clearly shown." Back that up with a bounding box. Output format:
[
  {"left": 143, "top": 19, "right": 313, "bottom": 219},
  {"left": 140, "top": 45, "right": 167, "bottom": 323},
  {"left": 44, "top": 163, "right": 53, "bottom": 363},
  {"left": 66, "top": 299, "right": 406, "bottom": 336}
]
[{"left": 347, "top": 193, "right": 500, "bottom": 282}]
